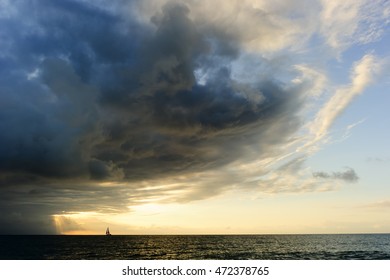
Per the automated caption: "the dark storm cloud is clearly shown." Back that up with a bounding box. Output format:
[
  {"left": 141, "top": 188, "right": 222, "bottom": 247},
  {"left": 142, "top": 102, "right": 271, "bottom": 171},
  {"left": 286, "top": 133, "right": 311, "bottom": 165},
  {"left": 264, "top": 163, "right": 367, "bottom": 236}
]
[
  {"left": 0, "top": 0, "right": 307, "bottom": 233},
  {"left": 0, "top": 181, "right": 162, "bottom": 234},
  {"left": 313, "top": 167, "right": 359, "bottom": 183}
]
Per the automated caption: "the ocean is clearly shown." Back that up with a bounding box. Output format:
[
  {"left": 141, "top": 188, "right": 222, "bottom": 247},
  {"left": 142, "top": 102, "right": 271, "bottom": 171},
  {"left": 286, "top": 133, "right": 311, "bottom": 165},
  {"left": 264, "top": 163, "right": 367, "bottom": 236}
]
[{"left": 1, "top": 234, "right": 390, "bottom": 260}]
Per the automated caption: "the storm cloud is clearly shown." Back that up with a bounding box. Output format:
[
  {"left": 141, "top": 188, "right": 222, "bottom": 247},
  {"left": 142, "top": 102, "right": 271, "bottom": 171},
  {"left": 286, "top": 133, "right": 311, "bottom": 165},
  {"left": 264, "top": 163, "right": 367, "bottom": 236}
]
[
  {"left": 313, "top": 168, "right": 359, "bottom": 183},
  {"left": 0, "top": 0, "right": 379, "bottom": 233}
]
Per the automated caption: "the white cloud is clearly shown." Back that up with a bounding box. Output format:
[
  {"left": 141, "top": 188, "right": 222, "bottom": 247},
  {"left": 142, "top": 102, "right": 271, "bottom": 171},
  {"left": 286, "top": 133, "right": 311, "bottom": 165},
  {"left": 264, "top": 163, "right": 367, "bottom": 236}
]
[
  {"left": 0, "top": 0, "right": 16, "bottom": 19},
  {"left": 292, "top": 65, "right": 327, "bottom": 97},
  {"left": 320, "top": 0, "right": 390, "bottom": 51},
  {"left": 320, "top": 0, "right": 362, "bottom": 50},
  {"left": 305, "top": 54, "right": 381, "bottom": 149}
]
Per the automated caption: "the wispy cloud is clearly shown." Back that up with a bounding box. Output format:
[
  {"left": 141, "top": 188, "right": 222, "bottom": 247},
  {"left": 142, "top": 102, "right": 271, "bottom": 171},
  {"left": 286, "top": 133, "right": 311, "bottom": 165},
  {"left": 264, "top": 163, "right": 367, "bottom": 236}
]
[{"left": 320, "top": 0, "right": 389, "bottom": 51}]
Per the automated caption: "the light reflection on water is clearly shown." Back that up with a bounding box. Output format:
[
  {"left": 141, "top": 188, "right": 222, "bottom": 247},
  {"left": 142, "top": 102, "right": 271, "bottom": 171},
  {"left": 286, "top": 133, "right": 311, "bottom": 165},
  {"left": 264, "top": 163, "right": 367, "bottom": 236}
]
[{"left": 1, "top": 234, "right": 390, "bottom": 260}]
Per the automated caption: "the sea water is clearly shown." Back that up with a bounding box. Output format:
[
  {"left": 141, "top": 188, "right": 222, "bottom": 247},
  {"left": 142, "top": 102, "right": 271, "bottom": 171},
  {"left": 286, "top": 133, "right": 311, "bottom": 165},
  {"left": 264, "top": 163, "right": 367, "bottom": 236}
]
[{"left": 1, "top": 234, "right": 390, "bottom": 260}]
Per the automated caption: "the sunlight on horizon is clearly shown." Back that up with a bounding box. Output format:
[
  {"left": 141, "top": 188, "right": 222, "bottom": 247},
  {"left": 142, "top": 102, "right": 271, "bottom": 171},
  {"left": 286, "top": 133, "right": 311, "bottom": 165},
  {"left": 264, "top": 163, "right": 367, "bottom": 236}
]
[{"left": 52, "top": 189, "right": 390, "bottom": 235}]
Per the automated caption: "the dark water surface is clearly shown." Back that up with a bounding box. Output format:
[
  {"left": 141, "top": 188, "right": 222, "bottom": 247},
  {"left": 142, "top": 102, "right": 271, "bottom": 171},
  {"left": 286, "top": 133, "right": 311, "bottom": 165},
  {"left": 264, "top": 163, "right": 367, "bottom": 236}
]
[{"left": 1, "top": 234, "right": 390, "bottom": 260}]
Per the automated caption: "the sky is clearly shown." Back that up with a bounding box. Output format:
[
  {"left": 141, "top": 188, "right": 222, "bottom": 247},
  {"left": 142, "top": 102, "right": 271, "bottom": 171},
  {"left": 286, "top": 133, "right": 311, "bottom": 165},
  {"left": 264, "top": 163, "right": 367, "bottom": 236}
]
[{"left": 0, "top": 0, "right": 389, "bottom": 235}]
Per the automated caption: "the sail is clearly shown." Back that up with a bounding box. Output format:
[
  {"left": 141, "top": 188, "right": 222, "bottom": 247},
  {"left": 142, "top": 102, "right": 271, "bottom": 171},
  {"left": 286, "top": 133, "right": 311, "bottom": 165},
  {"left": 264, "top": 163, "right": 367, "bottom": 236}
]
[{"left": 106, "top": 227, "right": 111, "bottom": 235}]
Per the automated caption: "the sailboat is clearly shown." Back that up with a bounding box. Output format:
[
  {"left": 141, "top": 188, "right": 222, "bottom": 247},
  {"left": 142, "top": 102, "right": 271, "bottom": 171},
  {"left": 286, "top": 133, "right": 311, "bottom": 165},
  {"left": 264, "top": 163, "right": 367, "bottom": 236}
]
[{"left": 106, "top": 227, "right": 111, "bottom": 236}]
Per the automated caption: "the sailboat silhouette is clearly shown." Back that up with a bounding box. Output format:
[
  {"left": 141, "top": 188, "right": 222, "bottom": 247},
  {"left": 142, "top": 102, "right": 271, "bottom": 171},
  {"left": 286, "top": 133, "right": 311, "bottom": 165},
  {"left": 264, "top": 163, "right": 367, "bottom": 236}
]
[{"left": 106, "top": 227, "right": 111, "bottom": 236}]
